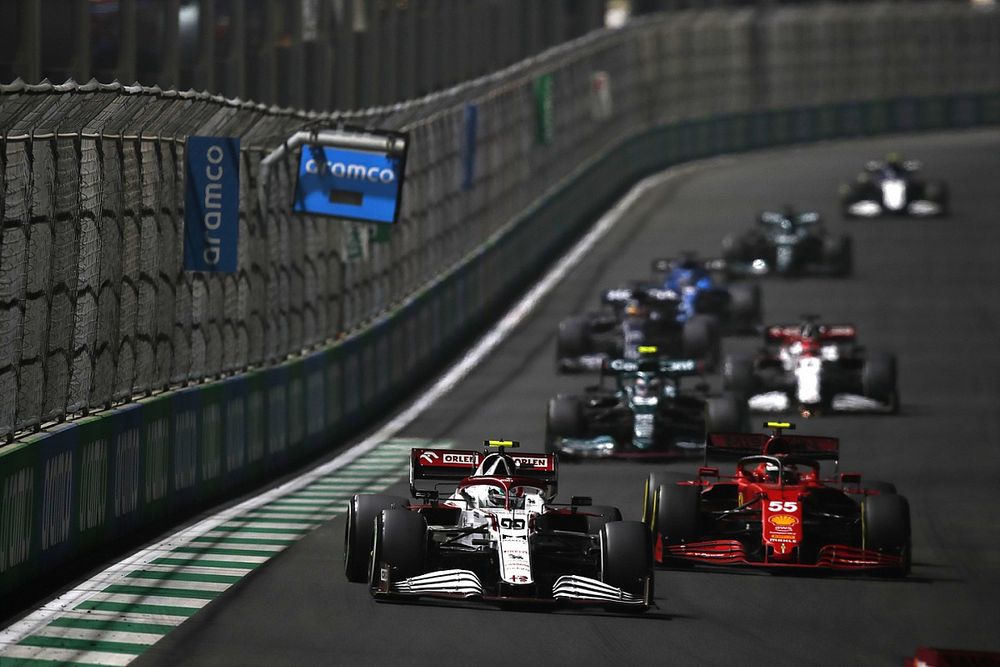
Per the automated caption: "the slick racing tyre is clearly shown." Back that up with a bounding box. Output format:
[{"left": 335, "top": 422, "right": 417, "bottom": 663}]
[
  {"left": 601, "top": 520, "right": 652, "bottom": 604},
  {"left": 706, "top": 392, "right": 748, "bottom": 435},
  {"left": 369, "top": 509, "right": 427, "bottom": 590},
  {"left": 925, "top": 180, "right": 950, "bottom": 217},
  {"left": 545, "top": 395, "right": 583, "bottom": 454},
  {"left": 822, "top": 234, "right": 853, "bottom": 277},
  {"left": 722, "top": 353, "right": 756, "bottom": 395},
  {"left": 862, "top": 494, "right": 911, "bottom": 576},
  {"left": 862, "top": 351, "right": 899, "bottom": 412},
  {"left": 683, "top": 314, "right": 720, "bottom": 371},
  {"left": 729, "top": 282, "right": 762, "bottom": 330},
  {"left": 642, "top": 472, "right": 690, "bottom": 527},
  {"left": 557, "top": 315, "right": 590, "bottom": 359},
  {"left": 655, "top": 482, "right": 701, "bottom": 546},
  {"left": 344, "top": 493, "right": 408, "bottom": 583}
]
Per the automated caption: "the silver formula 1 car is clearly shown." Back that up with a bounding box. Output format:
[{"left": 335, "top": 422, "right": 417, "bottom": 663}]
[{"left": 344, "top": 440, "right": 653, "bottom": 611}]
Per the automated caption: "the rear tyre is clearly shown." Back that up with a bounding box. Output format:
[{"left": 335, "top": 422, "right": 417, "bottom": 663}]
[
  {"left": 601, "top": 520, "right": 652, "bottom": 605},
  {"left": 863, "top": 494, "right": 911, "bottom": 576},
  {"left": 729, "top": 282, "right": 761, "bottom": 331},
  {"left": 545, "top": 395, "right": 583, "bottom": 453},
  {"left": 344, "top": 494, "right": 408, "bottom": 582},
  {"left": 585, "top": 505, "right": 624, "bottom": 534},
  {"left": 369, "top": 509, "right": 427, "bottom": 590},
  {"left": 557, "top": 315, "right": 590, "bottom": 361},
  {"left": 862, "top": 351, "right": 898, "bottom": 412},
  {"left": 683, "top": 314, "right": 720, "bottom": 371},
  {"left": 706, "top": 392, "right": 748, "bottom": 435},
  {"left": 823, "top": 235, "right": 853, "bottom": 277},
  {"left": 655, "top": 483, "right": 701, "bottom": 546}
]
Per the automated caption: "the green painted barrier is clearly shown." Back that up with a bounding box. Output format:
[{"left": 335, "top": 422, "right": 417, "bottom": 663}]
[{"left": 1, "top": 93, "right": 998, "bottom": 605}]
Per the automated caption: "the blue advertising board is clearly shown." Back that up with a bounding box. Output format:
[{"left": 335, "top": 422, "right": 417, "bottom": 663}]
[
  {"left": 184, "top": 136, "right": 240, "bottom": 272},
  {"left": 293, "top": 138, "right": 408, "bottom": 224}
]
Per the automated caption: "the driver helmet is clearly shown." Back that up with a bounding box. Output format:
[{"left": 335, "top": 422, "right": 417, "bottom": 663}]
[
  {"left": 799, "top": 320, "right": 821, "bottom": 339},
  {"left": 624, "top": 299, "right": 647, "bottom": 318},
  {"left": 634, "top": 375, "right": 660, "bottom": 398},
  {"left": 486, "top": 486, "right": 506, "bottom": 508},
  {"left": 752, "top": 462, "right": 780, "bottom": 483},
  {"left": 752, "top": 461, "right": 800, "bottom": 484}
]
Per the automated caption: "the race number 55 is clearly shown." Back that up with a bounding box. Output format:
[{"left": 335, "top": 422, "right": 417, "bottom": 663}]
[{"left": 768, "top": 501, "right": 798, "bottom": 512}]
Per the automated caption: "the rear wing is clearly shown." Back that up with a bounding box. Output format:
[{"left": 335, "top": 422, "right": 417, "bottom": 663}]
[
  {"left": 764, "top": 324, "right": 856, "bottom": 344},
  {"left": 409, "top": 448, "right": 558, "bottom": 497},
  {"left": 601, "top": 286, "right": 677, "bottom": 306},
  {"left": 606, "top": 357, "right": 703, "bottom": 377},
  {"left": 706, "top": 432, "right": 840, "bottom": 461},
  {"left": 651, "top": 257, "right": 726, "bottom": 274}
]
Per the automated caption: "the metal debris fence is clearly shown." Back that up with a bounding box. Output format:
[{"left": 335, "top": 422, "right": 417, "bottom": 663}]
[{"left": 0, "top": 3, "right": 997, "bottom": 439}]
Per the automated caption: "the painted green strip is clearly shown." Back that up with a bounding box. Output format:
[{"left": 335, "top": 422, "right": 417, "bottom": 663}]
[
  {"left": 0, "top": 658, "right": 89, "bottom": 666},
  {"left": 47, "top": 616, "right": 176, "bottom": 634},
  {"left": 245, "top": 508, "right": 337, "bottom": 516},
  {"left": 266, "top": 500, "right": 342, "bottom": 508},
  {"left": 213, "top": 525, "right": 311, "bottom": 535},
  {"left": 224, "top": 516, "right": 322, "bottom": 524},
  {"left": 102, "top": 584, "right": 220, "bottom": 600},
  {"left": 171, "top": 546, "right": 283, "bottom": 558},
  {"left": 189, "top": 536, "right": 296, "bottom": 547},
  {"left": 74, "top": 600, "right": 199, "bottom": 617},
  {"left": 150, "top": 557, "right": 259, "bottom": 570},
  {"left": 126, "top": 569, "right": 242, "bottom": 584},
  {"left": 18, "top": 635, "right": 147, "bottom": 655}
]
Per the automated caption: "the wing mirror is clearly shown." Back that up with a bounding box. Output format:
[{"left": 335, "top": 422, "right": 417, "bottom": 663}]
[
  {"left": 571, "top": 495, "right": 592, "bottom": 507},
  {"left": 698, "top": 466, "right": 719, "bottom": 479}
]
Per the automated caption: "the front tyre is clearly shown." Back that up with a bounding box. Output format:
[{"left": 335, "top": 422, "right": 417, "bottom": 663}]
[
  {"left": 545, "top": 395, "right": 583, "bottom": 454},
  {"left": 344, "top": 493, "right": 408, "bottom": 583},
  {"left": 863, "top": 494, "right": 911, "bottom": 576},
  {"left": 655, "top": 483, "right": 701, "bottom": 549},
  {"left": 369, "top": 509, "right": 428, "bottom": 592},
  {"left": 602, "top": 520, "right": 653, "bottom": 608}
]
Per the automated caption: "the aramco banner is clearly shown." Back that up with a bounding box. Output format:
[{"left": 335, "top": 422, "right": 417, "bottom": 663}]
[
  {"left": 183, "top": 136, "right": 241, "bottom": 272},
  {"left": 293, "top": 130, "right": 408, "bottom": 224}
]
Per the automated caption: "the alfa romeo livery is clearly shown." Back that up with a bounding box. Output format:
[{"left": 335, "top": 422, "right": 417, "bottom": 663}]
[{"left": 344, "top": 440, "right": 653, "bottom": 611}]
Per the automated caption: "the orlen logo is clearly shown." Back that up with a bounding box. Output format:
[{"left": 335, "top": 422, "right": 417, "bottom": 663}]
[
  {"left": 514, "top": 456, "right": 548, "bottom": 468},
  {"left": 304, "top": 159, "right": 396, "bottom": 184},
  {"left": 443, "top": 453, "right": 478, "bottom": 465},
  {"left": 418, "top": 451, "right": 439, "bottom": 464},
  {"left": 768, "top": 514, "right": 799, "bottom": 528}
]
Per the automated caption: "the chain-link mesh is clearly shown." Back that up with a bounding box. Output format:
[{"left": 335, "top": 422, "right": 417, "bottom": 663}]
[{"left": 0, "top": 4, "right": 997, "bottom": 438}]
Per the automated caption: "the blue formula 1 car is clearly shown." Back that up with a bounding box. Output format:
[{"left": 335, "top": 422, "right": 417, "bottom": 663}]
[{"left": 650, "top": 255, "right": 762, "bottom": 334}]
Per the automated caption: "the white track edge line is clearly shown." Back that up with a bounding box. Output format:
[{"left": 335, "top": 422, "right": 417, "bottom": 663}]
[{"left": 0, "top": 155, "right": 729, "bottom": 648}]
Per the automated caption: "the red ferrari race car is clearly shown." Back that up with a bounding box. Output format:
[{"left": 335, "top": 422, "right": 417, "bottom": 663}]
[
  {"left": 642, "top": 422, "right": 910, "bottom": 575},
  {"left": 344, "top": 440, "right": 653, "bottom": 611}
]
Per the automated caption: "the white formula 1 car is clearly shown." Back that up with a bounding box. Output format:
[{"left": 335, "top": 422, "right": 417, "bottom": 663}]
[{"left": 344, "top": 440, "right": 653, "bottom": 611}]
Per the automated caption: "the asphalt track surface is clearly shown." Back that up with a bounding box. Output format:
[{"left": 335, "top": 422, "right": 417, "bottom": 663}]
[{"left": 133, "top": 130, "right": 1000, "bottom": 666}]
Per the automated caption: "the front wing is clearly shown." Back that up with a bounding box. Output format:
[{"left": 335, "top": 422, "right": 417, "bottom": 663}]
[
  {"left": 371, "top": 567, "right": 651, "bottom": 609},
  {"left": 655, "top": 537, "right": 904, "bottom": 571}
]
